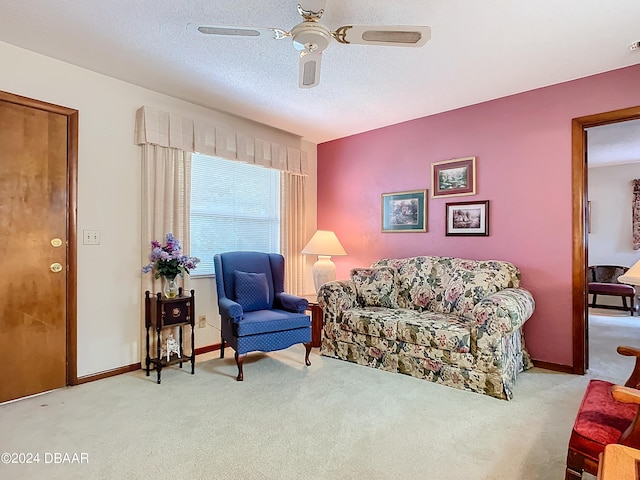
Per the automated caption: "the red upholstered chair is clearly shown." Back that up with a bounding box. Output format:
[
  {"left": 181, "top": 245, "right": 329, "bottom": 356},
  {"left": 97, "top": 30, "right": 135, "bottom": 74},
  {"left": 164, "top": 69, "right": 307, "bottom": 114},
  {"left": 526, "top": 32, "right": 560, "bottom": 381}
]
[{"left": 565, "top": 346, "right": 640, "bottom": 479}]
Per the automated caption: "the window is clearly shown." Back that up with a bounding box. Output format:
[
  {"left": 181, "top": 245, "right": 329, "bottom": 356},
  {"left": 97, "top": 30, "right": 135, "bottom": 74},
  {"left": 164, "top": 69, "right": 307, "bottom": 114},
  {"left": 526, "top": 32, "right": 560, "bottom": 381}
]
[{"left": 190, "top": 154, "right": 281, "bottom": 276}]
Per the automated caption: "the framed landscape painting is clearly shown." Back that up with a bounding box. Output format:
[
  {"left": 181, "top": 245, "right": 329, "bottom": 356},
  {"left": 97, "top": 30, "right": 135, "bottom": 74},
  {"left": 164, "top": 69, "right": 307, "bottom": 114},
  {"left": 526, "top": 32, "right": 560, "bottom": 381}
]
[
  {"left": 446, "top": 200, "right": 489, "bottom": 236},
  {"left": 431, "top": 157, "right": 476, "bottom": 198},
  {"left": 381, "top": 189, "right": 427, "bottom": 232}
]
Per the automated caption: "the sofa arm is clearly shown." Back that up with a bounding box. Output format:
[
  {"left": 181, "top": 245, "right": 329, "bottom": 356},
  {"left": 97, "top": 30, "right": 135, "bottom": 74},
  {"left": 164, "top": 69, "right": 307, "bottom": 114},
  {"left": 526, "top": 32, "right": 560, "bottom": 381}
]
[
  {"left": 274, "top": 292, "right": 308, "bottom": 313},
  {"left": 317, "top": 280, "right": 358, "bottom": 324},
  {"left": 472, "top": 288, "right": 535, "bottom": 337}
]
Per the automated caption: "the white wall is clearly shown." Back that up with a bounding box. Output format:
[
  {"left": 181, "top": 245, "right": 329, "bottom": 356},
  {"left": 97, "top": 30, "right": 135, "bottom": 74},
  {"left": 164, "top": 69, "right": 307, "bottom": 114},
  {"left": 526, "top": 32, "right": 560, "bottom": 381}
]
[
  {"left": 0, "top": 41, "right": 318, "bottom": 377},
  {"left": 588, "top": 163, "right": 640, "bottom": 268}
]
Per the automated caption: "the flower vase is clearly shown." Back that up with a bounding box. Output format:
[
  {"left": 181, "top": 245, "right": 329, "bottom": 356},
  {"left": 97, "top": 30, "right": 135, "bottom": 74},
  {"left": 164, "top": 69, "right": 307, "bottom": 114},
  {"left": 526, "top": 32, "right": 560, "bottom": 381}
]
[{"left": 163, "top": 277, "right": 179, "bottom": 298}]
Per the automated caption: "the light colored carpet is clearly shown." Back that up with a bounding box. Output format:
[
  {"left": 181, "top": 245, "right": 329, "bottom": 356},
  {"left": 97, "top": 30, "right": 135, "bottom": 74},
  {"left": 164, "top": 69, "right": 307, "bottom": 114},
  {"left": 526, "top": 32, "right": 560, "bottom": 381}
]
[{"left": 0, "top": 310, "right": 638, "bottom": 480}]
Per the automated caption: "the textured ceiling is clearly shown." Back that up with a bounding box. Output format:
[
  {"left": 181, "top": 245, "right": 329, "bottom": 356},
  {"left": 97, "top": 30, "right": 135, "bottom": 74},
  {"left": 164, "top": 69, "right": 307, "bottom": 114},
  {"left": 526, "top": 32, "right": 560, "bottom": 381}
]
[
  {"left": 0, "top": 0, "right": 639, "bottom": 148},
  {"left": 587, "top": 119, "right": 640, "bottom": 168}
]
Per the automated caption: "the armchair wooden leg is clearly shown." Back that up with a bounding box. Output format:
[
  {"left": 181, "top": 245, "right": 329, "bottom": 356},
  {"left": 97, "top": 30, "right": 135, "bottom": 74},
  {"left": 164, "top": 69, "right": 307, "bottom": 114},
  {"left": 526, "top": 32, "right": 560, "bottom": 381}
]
[
  {"left": 591, "top": 294, "right": 597, "bottom": 308},
  {"left": 234, "top": 351, "right": 245, "bottom": 381},
  {"left": 304, "top": 343, "right": 311, "bottom": 366},
  {"left": 565, "top": 450, "right": 583, "bottom": 480},
  {"left": 220, "top": 339, "right": 225, "bottom": 358},
  {"left": 564, "top": 467, "right": 582, "bottom": 480}
]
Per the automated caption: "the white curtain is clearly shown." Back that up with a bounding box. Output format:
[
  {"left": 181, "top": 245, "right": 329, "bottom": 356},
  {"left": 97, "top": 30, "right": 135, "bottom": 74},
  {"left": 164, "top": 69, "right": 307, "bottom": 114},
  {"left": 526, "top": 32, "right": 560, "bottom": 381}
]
[
  {"left": 141, "top": 144, "right": 193, "bottom": 296},
  {"left": 281, "top": 172, "right": 307, "bottom": 296},
  {"left": 633, "top": 179, "right": 640, "bottom": 250},
  {"left": 136, "top": 105, "right": 309, "bottom": 294}
]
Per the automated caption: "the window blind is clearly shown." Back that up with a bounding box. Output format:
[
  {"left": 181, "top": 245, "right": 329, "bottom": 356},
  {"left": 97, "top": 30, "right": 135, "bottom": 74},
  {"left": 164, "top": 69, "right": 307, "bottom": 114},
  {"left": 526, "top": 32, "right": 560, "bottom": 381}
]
[{"left": 190, "top": 154, "right": 280, "bottom": 276}]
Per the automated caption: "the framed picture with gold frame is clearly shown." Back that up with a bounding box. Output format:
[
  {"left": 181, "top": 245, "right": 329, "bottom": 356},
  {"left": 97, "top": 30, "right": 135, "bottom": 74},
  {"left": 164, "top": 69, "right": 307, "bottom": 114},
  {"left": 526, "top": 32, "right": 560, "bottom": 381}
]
[
  {"left": 381, "top": 189, "right": 427, "bottom": 232},
  {"left": 431, "top": 157, "right": 476, "bottom": 198}
]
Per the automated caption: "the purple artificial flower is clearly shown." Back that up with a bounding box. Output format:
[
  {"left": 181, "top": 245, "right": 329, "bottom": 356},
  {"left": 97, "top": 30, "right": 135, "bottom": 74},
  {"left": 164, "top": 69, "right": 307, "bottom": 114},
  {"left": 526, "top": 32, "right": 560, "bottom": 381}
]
[{"left": 141, "top": 233, "right": 201, "bottom": 278}]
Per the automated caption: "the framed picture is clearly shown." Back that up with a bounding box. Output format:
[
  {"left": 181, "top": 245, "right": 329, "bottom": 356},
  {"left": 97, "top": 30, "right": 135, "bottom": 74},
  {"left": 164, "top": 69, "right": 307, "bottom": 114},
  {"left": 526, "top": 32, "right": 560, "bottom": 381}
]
[
  {"left": 381, "top": 189, "right": 427, "bottom": 232},
  {"left": 446, "top": 200, "right": 489, "bottom": 236},
  {"left": 431, "top": 157, "right": 476, "bottom": 198}
]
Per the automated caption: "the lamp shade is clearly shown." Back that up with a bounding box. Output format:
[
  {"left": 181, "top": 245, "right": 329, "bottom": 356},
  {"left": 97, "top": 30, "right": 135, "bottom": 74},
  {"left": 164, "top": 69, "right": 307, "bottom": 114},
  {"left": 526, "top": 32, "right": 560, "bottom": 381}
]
[
  {"left": 301, "top": 230, "right": 347, "bottom": 256},
  {"left": 302, "top": 230, "right": 346, "bottom": 292},
  {"left": 618, "top": 259, "right": 640, "bottom": 285}
]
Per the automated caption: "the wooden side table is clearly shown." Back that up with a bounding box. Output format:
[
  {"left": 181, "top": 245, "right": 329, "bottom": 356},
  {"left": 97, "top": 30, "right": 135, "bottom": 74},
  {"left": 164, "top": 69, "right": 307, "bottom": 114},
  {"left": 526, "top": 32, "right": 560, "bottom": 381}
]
[
  {"left": 144, "top": 288, "right": 195, "bottom": 384},
  {"left": 303, "top": 294, "right": 323, "bottom": 348}
]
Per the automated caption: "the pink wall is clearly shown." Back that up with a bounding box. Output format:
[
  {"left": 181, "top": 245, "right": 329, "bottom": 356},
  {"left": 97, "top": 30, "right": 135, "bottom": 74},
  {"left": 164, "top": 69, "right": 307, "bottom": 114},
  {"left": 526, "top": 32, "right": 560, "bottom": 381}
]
[{"left": 317, "top": 64, "right": 640, "bottom": 367}]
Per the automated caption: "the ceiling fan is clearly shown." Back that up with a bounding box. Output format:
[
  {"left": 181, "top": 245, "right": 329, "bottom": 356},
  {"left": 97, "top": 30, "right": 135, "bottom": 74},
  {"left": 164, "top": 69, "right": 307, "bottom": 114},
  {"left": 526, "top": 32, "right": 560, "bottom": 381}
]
[{"left": 188, "top": 1, "right": 430, "bottom": 89}]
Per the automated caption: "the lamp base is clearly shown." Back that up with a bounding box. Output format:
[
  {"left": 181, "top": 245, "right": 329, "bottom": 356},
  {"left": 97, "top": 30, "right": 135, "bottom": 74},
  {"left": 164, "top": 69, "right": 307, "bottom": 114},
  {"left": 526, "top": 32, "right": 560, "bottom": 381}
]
[{"left": 312, "top": 255, "right": 336, "bottom": 292}]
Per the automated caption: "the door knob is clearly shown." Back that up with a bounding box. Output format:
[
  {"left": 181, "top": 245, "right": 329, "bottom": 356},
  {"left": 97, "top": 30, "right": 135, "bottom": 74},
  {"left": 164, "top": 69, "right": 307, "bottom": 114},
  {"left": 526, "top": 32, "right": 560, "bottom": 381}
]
[{"left": 50, "top": 263, "right": 63, "bottom": 273}]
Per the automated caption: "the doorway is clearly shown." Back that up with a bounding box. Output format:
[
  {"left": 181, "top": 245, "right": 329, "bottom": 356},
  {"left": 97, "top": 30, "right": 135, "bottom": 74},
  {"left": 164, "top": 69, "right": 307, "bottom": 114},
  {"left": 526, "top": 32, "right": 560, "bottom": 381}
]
[
  {"left": 572, "top": 105, "right": 640, "bottom": 374},
  {"left": 0, "top": 91, "right": 78, "bottom": 403}
]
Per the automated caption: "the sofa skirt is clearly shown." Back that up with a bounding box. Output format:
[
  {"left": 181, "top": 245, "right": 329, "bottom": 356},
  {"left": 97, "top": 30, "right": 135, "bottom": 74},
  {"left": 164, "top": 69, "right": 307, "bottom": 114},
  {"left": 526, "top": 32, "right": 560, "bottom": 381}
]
[
  {"left": 397, "top": 354, "right": 508, "bottom": 399},
  {"left": 321, "top": 324, "right": 530, "bottom": 400},
  {"left": 321, "top": 337, "right": 399, "bottom": 373}
]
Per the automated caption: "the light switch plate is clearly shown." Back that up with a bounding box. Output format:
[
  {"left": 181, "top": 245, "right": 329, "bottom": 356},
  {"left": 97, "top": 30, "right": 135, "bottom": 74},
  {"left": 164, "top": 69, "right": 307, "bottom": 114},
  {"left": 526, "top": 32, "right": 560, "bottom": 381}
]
[{"left": 83, "top": 230, "right": 100, "bottom": 245}]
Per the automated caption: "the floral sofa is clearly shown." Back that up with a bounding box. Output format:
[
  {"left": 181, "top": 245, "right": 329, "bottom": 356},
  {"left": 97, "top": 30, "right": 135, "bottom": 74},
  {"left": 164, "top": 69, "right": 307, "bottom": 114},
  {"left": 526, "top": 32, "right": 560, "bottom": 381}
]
[{"left": 317, "top": 256, "right": 535, "bottom": 400}]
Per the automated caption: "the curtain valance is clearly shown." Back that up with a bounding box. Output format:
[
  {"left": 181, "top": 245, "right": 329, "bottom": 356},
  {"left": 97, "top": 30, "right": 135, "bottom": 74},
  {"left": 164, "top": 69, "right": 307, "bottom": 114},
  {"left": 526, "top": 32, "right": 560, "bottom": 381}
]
[{"left": 134, "top": 106, "right": 308, "bottom": 176}]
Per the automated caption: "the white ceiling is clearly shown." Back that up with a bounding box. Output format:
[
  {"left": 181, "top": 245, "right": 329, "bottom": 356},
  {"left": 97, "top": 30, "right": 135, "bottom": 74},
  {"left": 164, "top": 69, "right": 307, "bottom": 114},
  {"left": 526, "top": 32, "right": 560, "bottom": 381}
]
[
  {"left": 587, "top": 120, "right": 640, "bottom": 168},
  {"left": 0, "top": 0, "right": 639, "bottom": 147}
]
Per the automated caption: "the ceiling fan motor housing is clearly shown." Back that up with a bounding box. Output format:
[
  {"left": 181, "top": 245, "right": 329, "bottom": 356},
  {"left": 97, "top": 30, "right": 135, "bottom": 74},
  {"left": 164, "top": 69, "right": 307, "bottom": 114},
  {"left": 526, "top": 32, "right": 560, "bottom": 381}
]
[{"left": 291, "top": 22, "right": 332, "bottom": 53}]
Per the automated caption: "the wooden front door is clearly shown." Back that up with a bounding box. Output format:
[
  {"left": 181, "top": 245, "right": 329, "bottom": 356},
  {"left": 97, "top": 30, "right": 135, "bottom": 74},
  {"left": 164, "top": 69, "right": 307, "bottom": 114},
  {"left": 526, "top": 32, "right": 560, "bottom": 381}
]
[{"left": 0, "top": 92, "right": 77, "bottom": 403}]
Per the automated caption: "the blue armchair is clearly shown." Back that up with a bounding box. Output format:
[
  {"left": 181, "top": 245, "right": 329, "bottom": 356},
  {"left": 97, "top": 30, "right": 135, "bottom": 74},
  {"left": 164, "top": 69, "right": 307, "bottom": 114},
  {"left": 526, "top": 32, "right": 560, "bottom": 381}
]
[{"left": 214, "top": 251, "right": 312, "bottom": 381}]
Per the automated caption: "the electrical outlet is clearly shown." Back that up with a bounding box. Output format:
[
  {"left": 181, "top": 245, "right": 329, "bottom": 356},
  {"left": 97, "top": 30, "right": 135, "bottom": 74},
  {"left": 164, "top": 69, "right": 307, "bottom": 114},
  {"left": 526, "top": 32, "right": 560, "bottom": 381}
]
[
  {"left": 198, "top": 315, "right": 207, "bottom": 328},
  {"left": 630, "top": 41, "right": 640, "bottom": 51},
  {"left": 83, "top": 229, "right": 100, "bottom": 245}
]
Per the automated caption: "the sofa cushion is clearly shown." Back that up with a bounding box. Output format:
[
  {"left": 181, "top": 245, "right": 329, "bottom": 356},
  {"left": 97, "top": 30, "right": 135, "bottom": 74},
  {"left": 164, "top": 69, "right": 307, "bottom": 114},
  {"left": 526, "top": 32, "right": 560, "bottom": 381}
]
[
  {"left": 235, "top": 271, "right": 270, "bottom": 312},
  {"left": 373, "top": 256, "right": 521, "bottom": 317},
  {"left": 440, "top": 259, "right": 519, "bottom": 318},
  {"left": 341, "top": 307, "right": 400, "bottom": 340},
  {"left": 351, "top": 267, "right": 399, "bottom": 308},
  {"left": 396, "top": 311, "right": 472, "bottom": 353},
  {"left": 374, "top": 256, "right": 451, "bottom": 311}
]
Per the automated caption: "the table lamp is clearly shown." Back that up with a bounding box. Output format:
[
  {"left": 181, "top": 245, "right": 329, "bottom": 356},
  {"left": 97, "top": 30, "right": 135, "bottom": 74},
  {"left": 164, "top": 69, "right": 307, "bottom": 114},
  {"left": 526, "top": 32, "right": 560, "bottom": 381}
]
[
  {"left": 302, "top": 230, "right": 347, "bottom": 292},
  {"left": 618, "top": 259, "right": 640, "bottom": 285}
]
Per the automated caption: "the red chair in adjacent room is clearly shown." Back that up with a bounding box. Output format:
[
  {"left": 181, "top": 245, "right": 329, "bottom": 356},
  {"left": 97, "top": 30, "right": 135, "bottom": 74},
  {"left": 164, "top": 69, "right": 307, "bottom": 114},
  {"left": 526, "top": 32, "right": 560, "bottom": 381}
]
[
  {"left": 588, "top": 265, "right": 637, "bottom": 316},
  {"left": 565, "top": 346, "right": 640, "bottom": 479}
]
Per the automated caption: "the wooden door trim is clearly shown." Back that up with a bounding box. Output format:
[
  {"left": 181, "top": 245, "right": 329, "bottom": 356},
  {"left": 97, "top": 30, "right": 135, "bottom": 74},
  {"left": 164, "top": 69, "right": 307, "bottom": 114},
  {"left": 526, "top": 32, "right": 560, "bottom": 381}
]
[
  {"left": 0, "top": 90, "right": 78, "bottom": 385},
  {"left": 572, "top": 105, "right": 640, "bottom": 374},
  {"left": 67, "top": 109, "right": 79, "bottom": 386}
]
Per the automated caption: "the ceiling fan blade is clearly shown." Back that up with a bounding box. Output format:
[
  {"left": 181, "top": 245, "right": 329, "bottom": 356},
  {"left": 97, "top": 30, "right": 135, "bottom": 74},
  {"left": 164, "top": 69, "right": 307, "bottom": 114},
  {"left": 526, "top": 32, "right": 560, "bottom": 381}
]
[
  {"left": 333, "top": 25, "right": 431, "bottom": 47},
  {"left": 299, "top": 51, "right": 322, "bottom": 89},
  {"left": 187, "top": 23, "right": 289, "bottom": 40}
]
